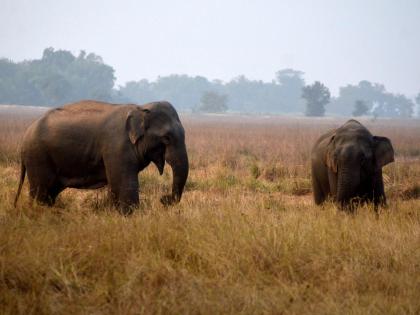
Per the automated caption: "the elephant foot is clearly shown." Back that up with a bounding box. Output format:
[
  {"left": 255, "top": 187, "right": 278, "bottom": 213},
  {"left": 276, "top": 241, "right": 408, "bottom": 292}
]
[
  {"left": 118, "top": 205, "right": 134, "bottom": 216},
  {"left": 160, "top": 194, "right": 177, "bottom": 206}
]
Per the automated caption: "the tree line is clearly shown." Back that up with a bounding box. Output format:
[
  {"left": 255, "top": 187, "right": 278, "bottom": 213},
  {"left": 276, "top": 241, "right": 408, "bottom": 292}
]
[
  {"left": 0, "top": 48, "right": 418, "bottom": 117},
  {"left": 0, "top": 48, "right": 115, "bottom": 106}
]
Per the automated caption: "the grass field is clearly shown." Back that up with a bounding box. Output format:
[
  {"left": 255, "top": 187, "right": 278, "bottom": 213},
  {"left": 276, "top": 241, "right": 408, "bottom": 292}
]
[{"left": 1, "top": 107, "right": 420, "bottom": 314}]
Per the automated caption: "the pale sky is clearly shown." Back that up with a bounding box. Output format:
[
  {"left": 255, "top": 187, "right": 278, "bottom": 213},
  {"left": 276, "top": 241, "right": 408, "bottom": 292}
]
[{"left": 1, "top": 0, "right": 419, "bottom": 96}]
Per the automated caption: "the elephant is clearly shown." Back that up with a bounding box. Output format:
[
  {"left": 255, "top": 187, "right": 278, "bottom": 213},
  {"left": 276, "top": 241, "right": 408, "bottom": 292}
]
[
  {"left": 14, "top": 100, "right": 189, "bottom": 214},
  {"left": 311, "top": 119, "right": 394, "bottom": 211}
]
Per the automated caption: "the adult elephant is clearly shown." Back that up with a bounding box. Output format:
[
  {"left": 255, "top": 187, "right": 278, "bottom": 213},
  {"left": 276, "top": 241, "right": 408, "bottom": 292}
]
[
  {"left": 14, "top": 100, "right": 189, "bottom": 214},
  {"left": 311, "top": 119, "right": 394, "bottom": 210}
]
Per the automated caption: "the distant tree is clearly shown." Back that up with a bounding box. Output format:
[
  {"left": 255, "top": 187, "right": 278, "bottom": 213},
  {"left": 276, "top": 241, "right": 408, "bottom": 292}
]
[
  {"left": 196, "top": 91, "right": 228, "bottom": 113},
  {"left": 153, "top": 75, "right": 214, "bottom": 110},
  {"left": 224, "top": 75, "right": 288, "bottom": 113},
  {"left": 276, "top": 69, "right": 304, "bottom": 86},
  {"left": 378, "top": 93, "right": 414, "bottom": 118},
  {"left": 329, "top": 80, "right": 415, "bottom": 118},
  {"left": 352, "top": 100, "right": 369, "bottom": 116},
  {"left": 302, "top": 81, "right": 330, "bottom": 117},
  {"left": 415, "top": 92, "right": 420, "bottom": 116},
  {"left": 224, "top": 75, "right": 261, "bottom": 112},
  {"left": 275, "top": 69, "right": 305, "bottom": 112},
  {"left": 329, "top": 80, "right": 385, "bottom": 116},
  {"left": 118, "top": 79, "right": 155, "bottom": 104},
  {"left": 0, "top": 59, "right": 20, "bottom": 103},
  {"left": 118, "top": 70, "right": 306, "bottom": 114},
  {"left": 0, "top": 47, "right": 115, "bottom": 106}
]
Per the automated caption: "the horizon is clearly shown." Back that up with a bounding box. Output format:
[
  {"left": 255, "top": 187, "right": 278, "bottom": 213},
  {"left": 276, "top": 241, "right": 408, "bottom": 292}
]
[{"left": 1, "top": 0, "right": 419, "bottom": 97}]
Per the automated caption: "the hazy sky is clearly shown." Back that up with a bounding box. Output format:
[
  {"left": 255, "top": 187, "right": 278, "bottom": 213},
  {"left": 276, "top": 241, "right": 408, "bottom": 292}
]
[{"left": 1, "top": 0, "right": 419, "bottom": 96}]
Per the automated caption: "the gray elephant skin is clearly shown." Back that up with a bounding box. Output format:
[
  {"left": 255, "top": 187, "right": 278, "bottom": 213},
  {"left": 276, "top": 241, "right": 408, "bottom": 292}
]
[
  {"left": 311, "top": 119, "right": 394, "bottom": 210},
  {"left": 14, "top": 100, "right": 189, "bottom": 214}
]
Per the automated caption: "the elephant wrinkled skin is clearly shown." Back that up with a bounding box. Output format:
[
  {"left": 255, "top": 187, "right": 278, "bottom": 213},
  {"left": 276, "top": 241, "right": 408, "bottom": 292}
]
[
  {"left": 311, "top": 119, "right": 394, "bottom": 211},
  {"left": 14, "top": 100, "right": 189, "bottom": 214}
]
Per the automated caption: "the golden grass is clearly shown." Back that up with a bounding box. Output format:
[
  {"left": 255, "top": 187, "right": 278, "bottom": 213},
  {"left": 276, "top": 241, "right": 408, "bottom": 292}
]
[{"left": 0, "top": 109, "right": 419, "bottom": 314}]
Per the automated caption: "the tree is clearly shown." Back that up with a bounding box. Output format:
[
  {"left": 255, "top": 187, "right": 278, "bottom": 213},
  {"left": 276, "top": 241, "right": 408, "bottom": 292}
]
[
  {"left": 329, "top": 80, "right": 415, "bottom": 118},
  {"left": 276, "top": 69, "right": 305, "bottom": 112},
  {"left": 352, "top": 100, "right": 369, "bottom": 116},
  {"left": 302, "top": 81, "right": 330, "bottom": 116},
  {"left": 329, "top": 80, "right": 385, "bottom": 116},
  {"left": 415, "top": 92, "right": 420, "bottom": 117},
  {"left": 118, "top": 79, "right": 155, "bottom": 104},
  {"left": 195, "top": 91, "right": 228, "bottom": 113},
  {"left": 153, "top": 75, "right": 214, "bottom": 110},
  {"left": 118, "top": 70, "right": 306, "bottom": 114},
  {"left": 0, "top": 48, "right": 115, "bottom": 106},
  {"left": 224, "top": 75, "right": 264, "bottom": 112}
]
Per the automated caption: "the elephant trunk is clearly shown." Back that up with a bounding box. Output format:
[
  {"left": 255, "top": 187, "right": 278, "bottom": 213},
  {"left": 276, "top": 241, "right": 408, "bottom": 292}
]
[
  {"left": 336, "top": 165, "right": 360, "bottom": 210},
  {"left": 163, "top": 143, "right": 189, "bottom": 205}
]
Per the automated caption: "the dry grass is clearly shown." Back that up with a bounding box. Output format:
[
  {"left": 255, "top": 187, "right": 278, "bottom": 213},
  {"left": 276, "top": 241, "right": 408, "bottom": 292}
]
[{"left": 0, "top": 108, "right": 420, "bottom": 314}]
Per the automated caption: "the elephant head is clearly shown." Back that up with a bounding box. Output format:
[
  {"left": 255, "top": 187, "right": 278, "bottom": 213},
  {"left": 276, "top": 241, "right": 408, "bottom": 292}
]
[
  {"left": 126, "top": 101, "right": 189, "bottom": 205},
  {"left": 325, "top": 121, "right": 394, "bottom": 208}
]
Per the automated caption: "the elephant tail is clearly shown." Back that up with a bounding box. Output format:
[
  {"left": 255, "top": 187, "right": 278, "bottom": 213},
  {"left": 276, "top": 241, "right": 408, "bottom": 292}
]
[{"left": 14, "top": 161, "right": 26, "bottom": 207}]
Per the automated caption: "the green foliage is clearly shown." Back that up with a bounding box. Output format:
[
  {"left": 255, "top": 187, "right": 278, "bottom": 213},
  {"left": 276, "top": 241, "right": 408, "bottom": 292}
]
[
  {"left": 415, "top": 92, "right": 420, "bottom": 117},
  {"left": 352, "top": 100, "right": 369, "bottom": 116},
  {"left": 0, "top": 47, "right": 417, "bottom": 118},
  {"left": 118, "top": 75, "right": 218, "bottom": 111},
  {"left": 377, "top": 93, "right": 414, "bottom": 118},
  {"left": 119, "top": 70, "right": 305, "bottom": 113},
  {"left": 249, "top": 163, "right": 261, "bottom": 179},
  {"left": 275, "top": 69, "right": 306, "bottom": 112},
  {"left": 330, "top": 80, "right": 415, "bottom": 118},
  {"left": 214, "top": 173, "right": 238, "bottom": 190},
  {"left": 195, "top": 91, "right": 228, "bottom": 113},
  {"left": 245, "top": 178, "right": 272, "bottom": 192},
  {"left": 0, "top": 48, "right": 115, "bottom": 106},
  {"left": 302, "top": 81, "right": 331, "bottom": 117}
]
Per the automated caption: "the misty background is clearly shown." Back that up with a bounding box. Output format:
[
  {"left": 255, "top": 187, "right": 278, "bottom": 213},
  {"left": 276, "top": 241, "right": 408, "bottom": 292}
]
[{"left": 0, "top": 0, "right": 419, "bottom": 117}]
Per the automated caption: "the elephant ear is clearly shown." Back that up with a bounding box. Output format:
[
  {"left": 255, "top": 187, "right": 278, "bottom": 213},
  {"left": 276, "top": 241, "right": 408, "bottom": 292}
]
[
  {"left": 126, "top": 108, "right": 150, "bottom": 144},
  {"left": 325, "top": 135, "right": 338, "bottom": 173},
  {"left": 373, "top": 136, "right": 394, "bottom": 168}
]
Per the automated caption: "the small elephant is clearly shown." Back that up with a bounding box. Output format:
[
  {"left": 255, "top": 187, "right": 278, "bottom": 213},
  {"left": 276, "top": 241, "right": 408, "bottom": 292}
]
[
  {"left": 311, "top": 119, "right": 394, "bottom": 210},
  {"left": 14, "top": 100, "right": 189, "bottom": 214}
]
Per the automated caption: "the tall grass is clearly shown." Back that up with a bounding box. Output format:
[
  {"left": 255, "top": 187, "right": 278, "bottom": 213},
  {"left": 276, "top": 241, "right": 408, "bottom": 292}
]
[{"left": 0, "top": 109, "right": 419, "bottom": 314}]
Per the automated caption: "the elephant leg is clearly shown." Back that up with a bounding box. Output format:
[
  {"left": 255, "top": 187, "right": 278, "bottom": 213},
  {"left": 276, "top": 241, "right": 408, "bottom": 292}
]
[
  {"left": 29, "top": 182, "right": 63, "bottom": 206},
  {"left": 327, "top": 169, "right": 337, "bottom": 201},
  {"left": 311, "top": 162, "right": 330, "bottom": 204},
  {"left": 27, "top": 162, "right": 58, "bottom": 206},
  {"left": 47, "top": 183, "right": 65, "bottom": 205},
  {"left": 373, "top": 170, "right": 386, "bottom": 207},
  {"left": 29, "top": 185, "right": 51, "bottom": 205},
  {"left": 104, "top": 159, "right": 139, "bottom": 215},
  {"left": 312, "top": 175, "right": 326, "bottom": 205},
  {"left": 312, "top": 161, "right": 333, "bottom": 205},
  {"left": 118, "top": 176, "right": 139, "bottom": 214}
]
